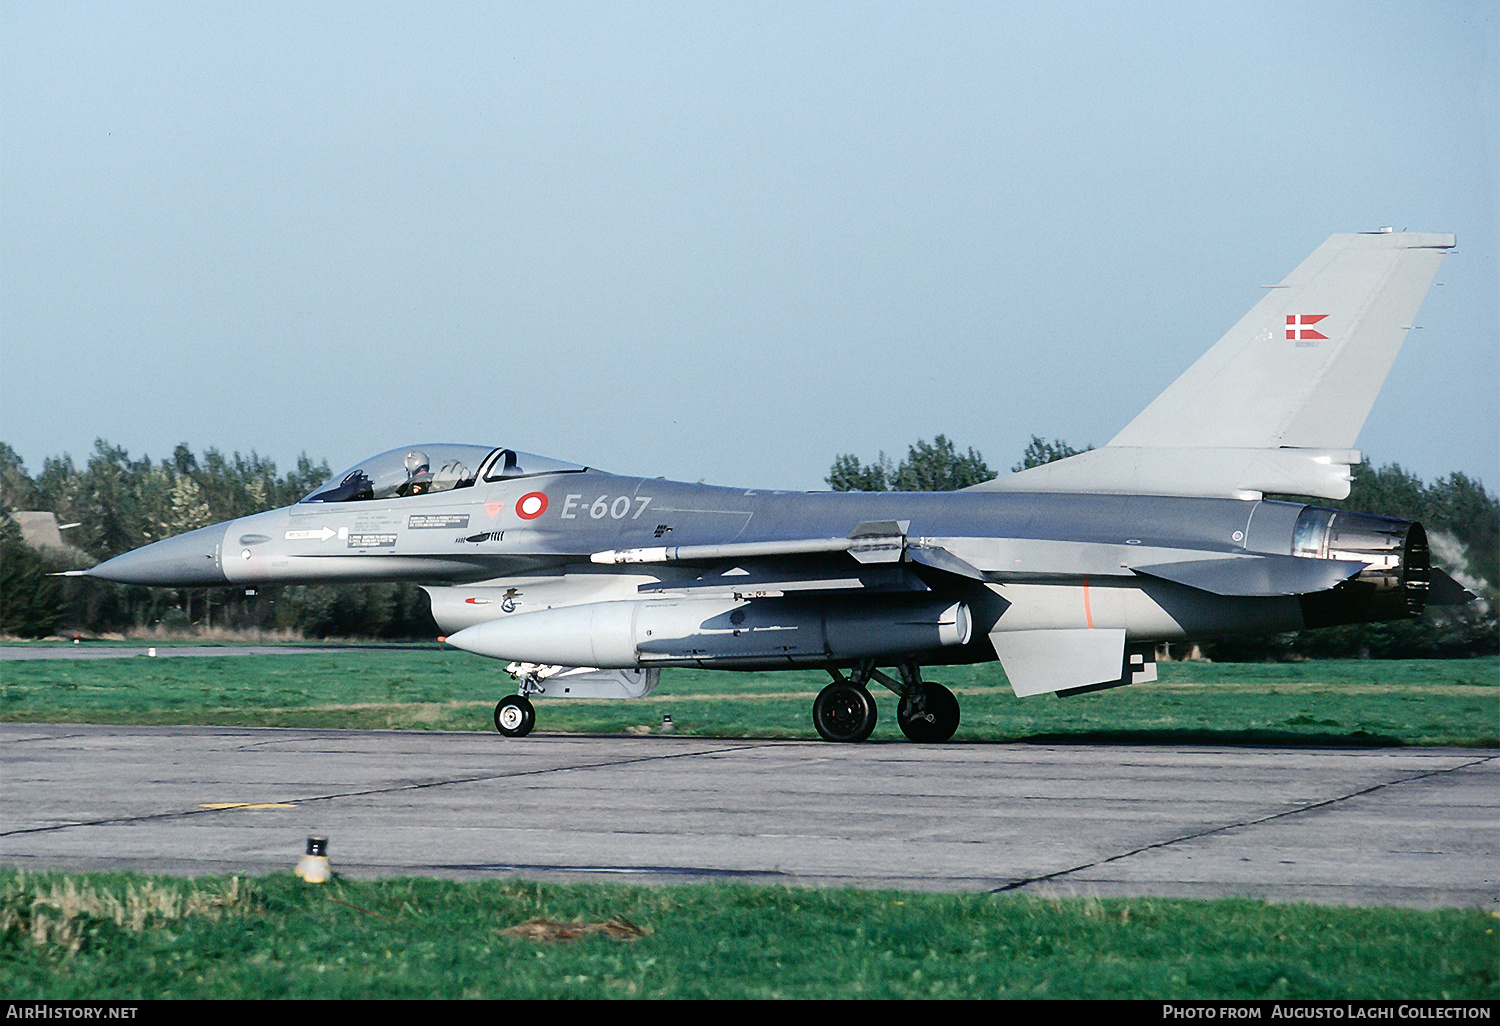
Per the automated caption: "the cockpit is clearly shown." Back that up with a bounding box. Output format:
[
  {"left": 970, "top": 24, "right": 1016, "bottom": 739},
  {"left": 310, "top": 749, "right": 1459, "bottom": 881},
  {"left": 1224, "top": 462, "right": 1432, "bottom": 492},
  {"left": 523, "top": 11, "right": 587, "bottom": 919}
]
[{"left": 301, "top": 445, "right": 586, "bottom": 503}]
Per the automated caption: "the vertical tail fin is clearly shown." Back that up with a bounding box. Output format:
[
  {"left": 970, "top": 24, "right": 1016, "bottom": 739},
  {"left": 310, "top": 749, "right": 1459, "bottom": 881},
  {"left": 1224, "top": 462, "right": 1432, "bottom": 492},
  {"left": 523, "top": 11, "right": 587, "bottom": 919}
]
[
  {"left": 975, "top": 231, "right": 1454, "bottom": 499},
  {"left": 1110, "top": 230, "right": 1455, "bottom": 450}
]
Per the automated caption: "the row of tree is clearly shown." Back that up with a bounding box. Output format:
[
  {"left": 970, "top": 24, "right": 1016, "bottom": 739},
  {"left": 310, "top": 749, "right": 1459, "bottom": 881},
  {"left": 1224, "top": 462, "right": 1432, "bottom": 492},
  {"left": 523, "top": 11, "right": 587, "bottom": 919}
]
[
  {"left": 1, "top": 437, "right": 1495, "bottom": 657},
  {"left": 0, "top": 440, "right": 438, "bottom": 640},
  {"left": 826, "top": 433, "right": 1091, "bottom": 491}
]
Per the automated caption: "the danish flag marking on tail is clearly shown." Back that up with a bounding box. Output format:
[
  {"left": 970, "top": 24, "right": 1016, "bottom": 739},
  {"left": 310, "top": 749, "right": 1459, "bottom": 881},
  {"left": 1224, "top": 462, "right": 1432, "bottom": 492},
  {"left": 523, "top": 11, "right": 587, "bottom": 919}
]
[{"left": 1286, "top": 314, "right": 1329, "bottom": 340}]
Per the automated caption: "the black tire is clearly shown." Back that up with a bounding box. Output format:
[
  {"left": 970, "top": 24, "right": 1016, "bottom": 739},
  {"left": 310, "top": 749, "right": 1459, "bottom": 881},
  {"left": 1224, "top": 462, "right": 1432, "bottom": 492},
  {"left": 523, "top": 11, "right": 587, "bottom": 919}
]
[
  {"left": 812, "top": 682, "right": 878, "bottom": 742},
  {"left": 896, "top": 682, "right": 960, "bottom": 743},
  {"left": 494, "top": 695, "right": 535, "bottom": 737}
]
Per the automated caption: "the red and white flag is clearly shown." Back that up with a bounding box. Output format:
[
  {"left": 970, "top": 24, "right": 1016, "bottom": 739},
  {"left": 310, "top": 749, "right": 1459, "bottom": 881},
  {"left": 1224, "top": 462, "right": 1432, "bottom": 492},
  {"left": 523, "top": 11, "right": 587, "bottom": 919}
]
[{"left": 1286, "top": 314, "right": 1329, "bottom": 340}]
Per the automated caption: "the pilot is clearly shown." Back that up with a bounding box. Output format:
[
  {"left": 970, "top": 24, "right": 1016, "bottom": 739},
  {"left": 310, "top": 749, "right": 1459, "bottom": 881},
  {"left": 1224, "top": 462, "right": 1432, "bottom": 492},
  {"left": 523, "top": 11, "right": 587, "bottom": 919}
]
[{"left": 398, "top": 451, "right": 433, "bottom": 496}]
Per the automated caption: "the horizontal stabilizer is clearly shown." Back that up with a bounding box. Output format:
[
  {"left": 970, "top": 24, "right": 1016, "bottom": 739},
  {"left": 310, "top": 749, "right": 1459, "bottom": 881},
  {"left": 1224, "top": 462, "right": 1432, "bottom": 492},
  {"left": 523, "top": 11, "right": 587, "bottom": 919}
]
[
  {"left": 1428, "top": 567, "right": 1477, "bottom": 607},
  {"left": 1131, "top": 554, "right": 1368, "bottom": 596}
]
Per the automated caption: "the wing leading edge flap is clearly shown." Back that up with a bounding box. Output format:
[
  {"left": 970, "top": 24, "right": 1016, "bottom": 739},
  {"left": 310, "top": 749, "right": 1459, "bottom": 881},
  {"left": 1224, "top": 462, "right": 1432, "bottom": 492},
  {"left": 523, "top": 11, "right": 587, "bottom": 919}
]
[
  {"left": 1131, "top": 553, "right": 1368, "bottom": 596},
  {"left": 594, "top": 521, "right": 989, "bottom": 583},
  {"left": 593, "top": 520, "right": 907, "bottom": 566}
]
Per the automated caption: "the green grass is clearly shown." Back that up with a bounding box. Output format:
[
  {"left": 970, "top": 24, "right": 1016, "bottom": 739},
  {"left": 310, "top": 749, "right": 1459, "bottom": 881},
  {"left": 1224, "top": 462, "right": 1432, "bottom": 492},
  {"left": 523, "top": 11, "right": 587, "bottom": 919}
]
[
  {"left": 3, "top": 653, "right": 1495, "bottom": 1000},
  {"left": 1, "top": 647, "right": 1495, "bottom": 747},
  {"left": 2, "top": 870, "right": 1494, "bottom": 999}
]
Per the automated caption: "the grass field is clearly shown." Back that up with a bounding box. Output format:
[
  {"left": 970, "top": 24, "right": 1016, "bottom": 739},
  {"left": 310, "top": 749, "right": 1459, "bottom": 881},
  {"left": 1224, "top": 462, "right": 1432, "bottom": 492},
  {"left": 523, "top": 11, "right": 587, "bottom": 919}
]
[
  {"left": 2, "top": 870, "right": 1495, "bottom": 1000},
  {"left": 1, "top": 644, "right": 1495, "bottom": 747},
  {"left": 3, "top": 646, "right": 1495, "bottom": 999}
]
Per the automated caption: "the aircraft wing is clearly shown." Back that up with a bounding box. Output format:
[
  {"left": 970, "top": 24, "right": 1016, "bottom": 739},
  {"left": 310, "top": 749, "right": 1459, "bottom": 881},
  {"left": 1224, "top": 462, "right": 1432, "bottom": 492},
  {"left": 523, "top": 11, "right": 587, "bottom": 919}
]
[
  {"left": 593, "top": 519, "right": 990, "bottom": 592},
  {"left": 596, "top": 520, "right": 1369, "bottom": 599}
]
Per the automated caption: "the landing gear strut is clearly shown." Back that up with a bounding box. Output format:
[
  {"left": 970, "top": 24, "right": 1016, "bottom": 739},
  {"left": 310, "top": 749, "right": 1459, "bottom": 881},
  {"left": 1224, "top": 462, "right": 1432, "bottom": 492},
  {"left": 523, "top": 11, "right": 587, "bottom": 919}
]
[
  {"left": 813, "top": 661, "right": 961, "bottom": 743},
  {"left": 494, "top": 694, "right": 535, "bottom": 737}
]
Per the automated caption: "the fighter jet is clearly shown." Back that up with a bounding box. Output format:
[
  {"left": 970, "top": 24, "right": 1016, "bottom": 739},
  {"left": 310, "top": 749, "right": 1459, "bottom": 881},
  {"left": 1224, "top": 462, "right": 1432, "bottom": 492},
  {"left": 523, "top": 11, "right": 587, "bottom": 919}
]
[{"left": 82, "top": 230, "right": 1467, "bottom": 742}]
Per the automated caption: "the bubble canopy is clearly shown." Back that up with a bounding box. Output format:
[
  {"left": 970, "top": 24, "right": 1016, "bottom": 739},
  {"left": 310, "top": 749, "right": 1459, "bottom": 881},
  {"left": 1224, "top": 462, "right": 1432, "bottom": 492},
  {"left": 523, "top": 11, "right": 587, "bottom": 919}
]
[{"left": 301, "top": 445, "right": 586, "bottom": 503}]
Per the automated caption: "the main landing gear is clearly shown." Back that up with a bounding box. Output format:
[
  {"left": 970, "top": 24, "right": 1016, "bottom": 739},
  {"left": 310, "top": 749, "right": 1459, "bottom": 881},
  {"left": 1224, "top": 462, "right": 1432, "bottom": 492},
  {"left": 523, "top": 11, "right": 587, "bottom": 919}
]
[{"left": 812, "top": 660, "right": 960, "bottom": 743}]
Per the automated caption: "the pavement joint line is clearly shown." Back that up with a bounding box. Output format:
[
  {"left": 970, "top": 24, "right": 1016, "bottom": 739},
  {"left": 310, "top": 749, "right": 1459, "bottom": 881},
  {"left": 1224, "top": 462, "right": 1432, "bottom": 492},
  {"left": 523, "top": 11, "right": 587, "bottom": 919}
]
[
  {"left": 988, "top": 752, "right": 1498, "bottom": 894},
  {"left": 414, "top": 862, "right": 795, "bottom": 879},
  {"left": 0, "top": 738, "right": 782, "bottom": 838}
]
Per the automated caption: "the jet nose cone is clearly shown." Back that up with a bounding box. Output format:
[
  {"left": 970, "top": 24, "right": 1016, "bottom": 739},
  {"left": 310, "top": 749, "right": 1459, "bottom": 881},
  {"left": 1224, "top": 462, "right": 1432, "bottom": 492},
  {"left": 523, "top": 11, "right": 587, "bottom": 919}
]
[{"left": 87, "top": 524, "right": 228, "bottom": 585}]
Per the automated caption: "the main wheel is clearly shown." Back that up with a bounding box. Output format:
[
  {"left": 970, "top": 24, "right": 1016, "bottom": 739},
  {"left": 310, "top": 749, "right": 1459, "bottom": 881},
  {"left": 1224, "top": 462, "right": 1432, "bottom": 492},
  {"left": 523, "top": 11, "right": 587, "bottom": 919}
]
[
  {"left": 812, "top": 682, "right": 878, "bottom": 742},
  {"left": 897, "top": 682, "right": 960, "bottom": 743},
  {"left": 494, "top": 695, "right": 535, "bottom": 737}
]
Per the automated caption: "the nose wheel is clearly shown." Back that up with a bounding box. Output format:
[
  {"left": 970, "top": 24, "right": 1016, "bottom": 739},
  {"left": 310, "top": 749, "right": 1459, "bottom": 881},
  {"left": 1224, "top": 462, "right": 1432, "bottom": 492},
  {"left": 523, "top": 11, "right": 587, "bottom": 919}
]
[{"left": 494, "top": 695, "right": 535, "bottom": 737}]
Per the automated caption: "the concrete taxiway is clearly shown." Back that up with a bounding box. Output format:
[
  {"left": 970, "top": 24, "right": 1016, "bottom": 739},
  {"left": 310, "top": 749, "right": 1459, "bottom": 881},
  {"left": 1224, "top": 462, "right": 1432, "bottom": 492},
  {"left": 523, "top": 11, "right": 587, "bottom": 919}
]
[
  {"left": 0, "top": 645, "right": 402, "bottom": 660},
  {"left": 2, "top": 723, "right": 1493, "bottom": 908}
]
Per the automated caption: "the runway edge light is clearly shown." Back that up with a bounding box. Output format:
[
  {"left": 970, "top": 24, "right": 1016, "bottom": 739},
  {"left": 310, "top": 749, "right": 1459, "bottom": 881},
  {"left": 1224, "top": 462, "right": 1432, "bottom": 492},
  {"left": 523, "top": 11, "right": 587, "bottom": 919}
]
[{"left": 295, "top": 836, "right": 331, "bottom": 883}]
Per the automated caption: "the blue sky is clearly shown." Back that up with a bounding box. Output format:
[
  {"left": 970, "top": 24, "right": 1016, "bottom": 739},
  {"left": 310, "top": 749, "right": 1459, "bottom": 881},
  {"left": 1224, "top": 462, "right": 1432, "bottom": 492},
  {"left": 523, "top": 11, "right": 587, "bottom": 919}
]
[{"left": 3, "top": 2, "right": 1495, "bottom": 492}]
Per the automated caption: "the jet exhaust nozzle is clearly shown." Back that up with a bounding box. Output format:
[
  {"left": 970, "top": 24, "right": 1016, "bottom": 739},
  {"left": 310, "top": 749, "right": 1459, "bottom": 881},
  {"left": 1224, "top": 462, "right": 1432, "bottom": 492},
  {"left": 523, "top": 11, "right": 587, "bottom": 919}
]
[{"left": 1293, "top": 507, "right": 1431, "bottom": 627}]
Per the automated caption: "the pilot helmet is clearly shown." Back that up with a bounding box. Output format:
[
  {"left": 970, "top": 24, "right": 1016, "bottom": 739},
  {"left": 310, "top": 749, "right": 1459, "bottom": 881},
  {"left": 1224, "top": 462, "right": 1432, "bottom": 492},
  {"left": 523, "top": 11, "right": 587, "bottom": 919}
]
[
  {"left": 404, "top": 450, "right": 433, "bottom": 491},
  {"left": 404, "top": 451, "right": 431, "bottom": 477}
]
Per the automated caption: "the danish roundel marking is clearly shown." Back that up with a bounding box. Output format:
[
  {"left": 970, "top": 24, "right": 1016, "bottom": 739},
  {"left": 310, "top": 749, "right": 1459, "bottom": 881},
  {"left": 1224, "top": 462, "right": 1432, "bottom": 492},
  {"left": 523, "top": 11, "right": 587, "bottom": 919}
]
[{"left": 515, "top": 492, "right": 548, "bottom": 520}]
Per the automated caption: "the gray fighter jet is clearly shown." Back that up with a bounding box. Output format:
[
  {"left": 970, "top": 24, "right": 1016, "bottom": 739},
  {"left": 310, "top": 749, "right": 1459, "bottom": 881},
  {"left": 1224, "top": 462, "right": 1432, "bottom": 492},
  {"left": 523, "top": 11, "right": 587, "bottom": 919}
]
[{"left": 82, "top": 230, "right": 1467, "bottom": 742}]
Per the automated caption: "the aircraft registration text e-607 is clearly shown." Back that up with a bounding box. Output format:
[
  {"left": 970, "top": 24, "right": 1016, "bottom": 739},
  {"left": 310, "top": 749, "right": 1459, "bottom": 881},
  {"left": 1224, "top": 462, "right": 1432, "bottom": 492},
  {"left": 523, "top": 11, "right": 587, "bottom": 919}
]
[{"left": 558, "top": 495, "right": 654, "bottom": 520}]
